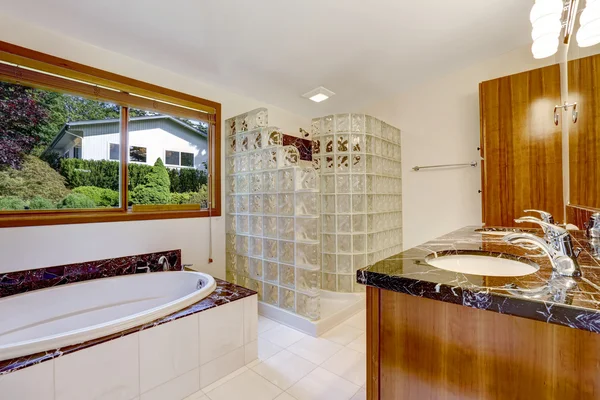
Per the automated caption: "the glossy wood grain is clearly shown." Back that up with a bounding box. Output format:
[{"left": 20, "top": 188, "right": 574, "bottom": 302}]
[
  {"left": 568, "top": 54, "right": 600, "bottom": 209},
  {"left": 367, "top": 287, "right": 600, "bottom": 400},
  {"left": 479, "top": 65, "right": 564, "bottom": 226},
  {"left": 566, "top": 204, "right": 599, "bottom": 229}
]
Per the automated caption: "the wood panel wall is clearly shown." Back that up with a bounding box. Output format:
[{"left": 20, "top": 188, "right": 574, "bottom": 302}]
[
  {"left": 568, "top": 54, "right": 600, "bottom": 210},
  {"left": 367, "top": 287, "right": 600, "bottom": 400},
  {"left": 566, "top": 204, "right": 600, "bottom": 229},
  {"left": 479, "top": 65, "right": 564, "bottom": 226}
]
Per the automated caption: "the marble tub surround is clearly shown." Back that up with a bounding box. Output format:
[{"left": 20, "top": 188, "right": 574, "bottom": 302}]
[
  {"left": 357, "top": 226, "right": 600, "bottom": 333},
  {"left": 0, "top": 278, "right": 255, "bottom": 376},
  {"left": 282, "top": 134, "right": 313, "bottom": 161},
  {"left": 0, "top": 249, "right": 181, "bottom": 298}
]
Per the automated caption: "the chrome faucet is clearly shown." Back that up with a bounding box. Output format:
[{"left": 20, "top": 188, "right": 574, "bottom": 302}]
[
  {"left": 504, "top": 219, "right": 582, "bottom": 277},
  {"left": 524, "top": 209, "right": 555, "bottom": 224},
  {"left": 515, "top": 216, "right": 558, "bottom": 241},
  {"left": 158, "top": 256, "right": 171, "bottom": 271},
  {"left": 586, "top": 213, "right": 600, "bottom": 239}
]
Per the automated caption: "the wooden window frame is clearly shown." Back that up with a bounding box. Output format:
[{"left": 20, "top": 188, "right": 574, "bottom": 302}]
[{"left": 0, "top": 41, "right": 221, "bottom": 228}]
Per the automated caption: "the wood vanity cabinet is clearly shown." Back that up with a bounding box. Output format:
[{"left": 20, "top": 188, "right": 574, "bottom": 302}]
[{"left": 479, "top": 64, "right": 564, "bottom": 227}]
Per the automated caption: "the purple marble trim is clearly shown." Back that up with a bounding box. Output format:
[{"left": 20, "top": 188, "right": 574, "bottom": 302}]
[
  {"left": 282, "top": 134, "right": 312, "bottom": 161},
  {"left": 0, "top": 250, "right": 181, "bottom": 298},
  {"left": 0, "top": 278, "right": 256, "bottom": 375}
]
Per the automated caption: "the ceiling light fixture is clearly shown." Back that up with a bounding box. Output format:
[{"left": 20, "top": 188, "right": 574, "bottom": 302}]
[
  {"left": 577, "top": 0, "right": 600, "bottom": 47},
  {"left": 302, "top": 86, "right": 335, "bottom": 103}
]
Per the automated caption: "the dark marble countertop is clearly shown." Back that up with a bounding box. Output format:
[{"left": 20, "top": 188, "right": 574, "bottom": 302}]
[{"left": 357, "top": 226, "right": 600, "bottom": 334}]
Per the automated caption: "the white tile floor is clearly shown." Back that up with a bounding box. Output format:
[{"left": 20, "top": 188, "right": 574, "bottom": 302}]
[{"left": 185, "top": 310, "right": 367, "bottom": 400}]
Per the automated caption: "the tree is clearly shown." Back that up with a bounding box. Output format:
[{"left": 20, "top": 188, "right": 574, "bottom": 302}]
[
  {"left": 130, "top": 158, "right": 171, "bottom": 204},
  {"left": 0, "top": 82, "right": 49, "bottom": 169}
]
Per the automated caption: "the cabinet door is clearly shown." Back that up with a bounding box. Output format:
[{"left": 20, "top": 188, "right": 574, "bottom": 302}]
[
  {"left": 568, "top": 54, "right": 600, "bottom": 209},
  {"left": 479, "top": 64, "right": 563, "bottom": 226}
]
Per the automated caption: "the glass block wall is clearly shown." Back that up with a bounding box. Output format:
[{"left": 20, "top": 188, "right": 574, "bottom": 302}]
[
  {"left": 225, "top": 108, "right": 321, "bottom": 320},
  {"left": 311, "top": 114, "right": 403, "bottom": 292}
]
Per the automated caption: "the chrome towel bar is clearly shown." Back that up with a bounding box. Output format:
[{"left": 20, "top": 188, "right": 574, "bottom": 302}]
[{"left": 412, "top": 161, "right": 478, "bottom": 171}]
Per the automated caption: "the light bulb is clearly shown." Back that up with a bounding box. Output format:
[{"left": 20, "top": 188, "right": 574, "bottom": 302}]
[
  {"left": 532, "top": 34, "right": 559, "bottom": 59},
  {"left": 530, "top": 0, "right": 564, "bottom": 24}
]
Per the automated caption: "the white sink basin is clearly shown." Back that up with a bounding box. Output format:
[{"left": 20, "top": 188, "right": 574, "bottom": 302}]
[{"left": 425, "top": 254, "right": 539, "bottom": 277}]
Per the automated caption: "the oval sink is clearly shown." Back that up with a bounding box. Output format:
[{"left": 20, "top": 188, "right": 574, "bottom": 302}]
[{"left": 425, "top": 253, "right": 539, "bottom": 277}]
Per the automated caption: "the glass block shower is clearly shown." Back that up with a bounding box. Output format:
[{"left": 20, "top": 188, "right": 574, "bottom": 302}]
[
  {"left": 225, "top": 108, "right": 322, "bottom": 320},
  {"left": 311, "top": 114, "right": 403, "bottom": 293}
]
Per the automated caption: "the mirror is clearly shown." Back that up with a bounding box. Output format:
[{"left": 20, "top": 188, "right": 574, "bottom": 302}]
[{"left": 565, "top": 1, "right": 600, "bottom": 227}]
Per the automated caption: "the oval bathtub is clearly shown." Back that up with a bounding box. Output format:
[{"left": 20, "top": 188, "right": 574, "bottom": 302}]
[{"left": 0, "top": 271, "right": 216, "bottom": 361}]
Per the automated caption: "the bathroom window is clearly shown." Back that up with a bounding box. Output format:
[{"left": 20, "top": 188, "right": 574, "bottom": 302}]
[{"left": 0, "top": 42, "right": 221, "bottom": 227}]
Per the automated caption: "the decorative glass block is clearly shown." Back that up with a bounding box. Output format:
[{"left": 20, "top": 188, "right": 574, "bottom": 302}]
[
  {"left": 263, "top": 149, "right": 278, "bottom": 169},
  {"left": 279, "top": 287, "right": 295, "bottom": 311},
  {"left": 323, "top": 115, "right": 334, "bottom": 134},
  {"left": 352, "top": 214, "right": 366, "bottom": 232},
  {"left": 351, "top": 154, "right": 365, "bottom": 172},
  {"left": 351, "top": 114, "right": 364, "bottom": 133},
  {"left": 250, "top": 237, "right": 263, "bottom": 257},
  {"left": 323, "top": 254, "right": 336, "bottom": 273},
  {"left": 312, "top": 138, "right": 321, "bottom": 155},
  {"left": 337, "top": 274, "right": 354, "bottom": 292},
  {"left": 323, "top": 135, "right": 334, "bottom": 154},
  {"left": 236, "top": 195, "right": 249, "bottom": 214},
  {"left": 351, "top": 134, "right": 364, "bottom": 153},
  {"left": 264, "top": 261, "right": 278, "bottom": 283},
  {"left": 249, "top": 258, "right": 263, "bottom": 280},
  {"left": 351, "top": 175, "right": 365, "bottom": 193},
  {"left": 226, "top": 233, "right": 237, "bottom": 253},
  {"left": 296, "top": 193, "right": 318, "bottom": 216},
  {"left": 311, "top": 118, "right": 320, "bottom": 136},
  {"left": 336, "top": 175, "right": 350, "bottom": 193},
  {"left": 296, "top": 218, "right": 319, "bottom": 241},
  {"left": 352, "top": 195, "right": 365, "bottom": 212},
  {"left": 226, "top": 216, "right": 236, "bottom": 233},
  {"left": 297, "top": 268, "right": 320, "bottom": 295},
  {"left": 263, "top": 171, "right": 277, "bottom": 192},
  {"left": 296, "top": 168, "right": 318, "bottom": 191},
  {"left": 353, "top": 234, "right": 366, "bottom": 252},
  {"left": 337, "top": 195, "right": 351, "bottom": 214},
  {"left": 250, "top": 216, "right": 263, "bottom": 236},
  {"left": 337, "top": 254, "right": 353, "bottom": 274},
  {"left": 279, "top": 264, "right": 295, "bottom": 288},
  {"left": 278, "top": 193, "right": 294, "bottom": 215},
  {"left": 296, "top": 243, "right": 319, "bottom": 267},
  {"left": 264, "top": 283, "right": 278, "bottom": 305},
  {"left": 338, "top": 235, "right": 351, "bottom": 253},
  {"left": 324, "top": 156, "right": 335, "bottom": 173},
  {"left": 353, "top": 254, "right": 366, "bottom": 271},
  {"left": 323, "top": 215, "right": 336, "bottom": 233},
  {"left": 236, "top": 215, "right": 249, "bottom": 234},
  {"left": 321, "top": 175, "right": 335, "bottom": 193},
  {"left": 336, "top": 155, "right": 350, "bottom": 172},
  {"left": 278, "top": 217, "right": 295, "bottom": 241},
  {"left": 322, "top": 273, "right": 336, "bottom": 291},
  {"left": 323, "top": 234, "right": 336, "bottom": 251},
  {"left": 250, "top": 173, "right": 263, "bottom": 193},
  {"left": 236, "top": 175, "right": 249, "bottom": 194},
  {"left": 279, "top": 146, "right": 299, "bottom": 167},
  {"left": 322, "top": 195, "right": 336, "bottom": 214},
  {"left": 236, "top": 255, "right": 249, "bottom": 276},
  {"left": 265, "top": 128, "right": 282, "bottom": 147},
  {"left": 264, "top": 239, "right": 278, "bottom": 260},
  {"left": 278, "top": 169, "right": 295, "bottom": 192},
  {"left": 335, "top": 114, "right": 350, "bottom": 133},
  {"left": 249, "top": 194, "right": 263, "bottom": 214},
  {"left": 337, "top": 215, "right": 351, "bottom": 233},
  {"left": 336, "top": 134, "right": 350, "bottom": 152},
  {"left": 296, "top": 292, "right": 320, "bottom": 320},
  {"left": 263, "top": 194, "right": 278, "bottom": 215},
  {"left": 279, "top": 241, "right": 295, "bottom": 264},
  {"left": 263, "top": 216, "right": 278, "bottom": 238}
]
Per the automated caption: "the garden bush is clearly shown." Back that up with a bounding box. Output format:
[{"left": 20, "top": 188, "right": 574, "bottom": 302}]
[
  {"left": 72, "top": 186, "right": 119, "bottom": 207},
  {"left": 0, "top": 196, "right": 26, "bottom": 210},
  {"left": 169, "top": 168, "right": 208, "bottom": 193},
  {"left": 130, "top": 158, "right": 171, "bottom": 204},
  {"left": 57, "top": 193, "right": 96, "bottom": 209},
  {"left": 0, "top": 155, "right": 70, "bottom": 202},
  {"left": 28, "top": 196, "right": 56, "bottom": 210}
]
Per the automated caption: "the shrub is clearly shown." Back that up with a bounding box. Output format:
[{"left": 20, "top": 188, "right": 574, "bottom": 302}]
[
  {"left": 57, "top": 193, "right": 96, "bottom": 209},
  {"left": 131, "top": 158, "right": 171, "bottom": 205},
  {"left": 169, "top": 192, "right": 194, "bottom": 204},
  {"left": 59, "top": 158, "right": 121, "bottom": 191},
  {"left": 0, "top": 196, "right": 26, "bottom": 210},
  {"left": 0, "top": 155, "right": 70, "bottom": 202},
  {"left": 169, "top": 167, "right": 208, "bottom": 193},
  {"left": 28, "top": 196, "right": 55, "bottom": 210},
  {"left": 72, "top": 186, "right": 119, "bottom": 207}
]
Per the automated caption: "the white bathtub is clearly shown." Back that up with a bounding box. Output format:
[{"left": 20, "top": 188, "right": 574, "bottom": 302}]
[{"left": 0, "top": 271, "right": 216, "bottom": 361}]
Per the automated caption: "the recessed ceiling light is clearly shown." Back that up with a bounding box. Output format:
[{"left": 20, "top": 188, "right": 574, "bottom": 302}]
[{"left": 302, "top": 86, "right": 335, "bottom": 103}]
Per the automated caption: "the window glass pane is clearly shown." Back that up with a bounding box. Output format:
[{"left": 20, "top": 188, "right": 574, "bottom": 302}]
[
  {"left": 109, "top": 143, "right": 120, "bottom": 161},
  {"left": 181, "top": 152, "right": 194, "bottom": 167},
  {"left": 130, "top": 146, "right": 147, "bottom": 163},
  {"left": 127, "top": 108, "right": 209, "bottom": 209},
  {"left": 0, "top": 80, "right": 121, "bottom": 211},
  {"left": 165, "top": 150, "right": 180, "bottom": 166}
]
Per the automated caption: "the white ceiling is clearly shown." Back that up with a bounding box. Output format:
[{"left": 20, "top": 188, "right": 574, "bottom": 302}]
[{"left": 1, "top": 0, "right": 532, "bottom": 117}]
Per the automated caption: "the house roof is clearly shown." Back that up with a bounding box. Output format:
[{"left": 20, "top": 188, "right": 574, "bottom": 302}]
[{"left": 44, "top": 115, "right": 208, "bottom": 154}]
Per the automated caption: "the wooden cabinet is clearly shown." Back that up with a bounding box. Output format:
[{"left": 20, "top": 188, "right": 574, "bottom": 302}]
[{"left": 479, "top": 64, "right": 564, "bottom": 226}]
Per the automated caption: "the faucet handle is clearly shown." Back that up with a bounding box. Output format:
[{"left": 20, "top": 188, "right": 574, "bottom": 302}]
[
  {"left": 515, "top": 217, "right": 568, "bottom": 239},
  {"left": 587, "top": 213, "right": 600, "bottom": 238},
  {"left": 524, "top": 209, "right": 555, "bottom": 224}
]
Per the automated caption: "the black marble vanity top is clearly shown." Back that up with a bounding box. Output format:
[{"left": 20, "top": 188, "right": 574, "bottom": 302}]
[{"left": 357, "top": 226, "right": 600, "bottom": 334}]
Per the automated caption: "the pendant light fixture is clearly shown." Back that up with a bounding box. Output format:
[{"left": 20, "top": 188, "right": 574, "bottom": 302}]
[
  {"left": 577, "top": 0, "right": 600, "bottom": 46},
  {"left": 530, "top": 0, "right": 564, "bottom": 59}
]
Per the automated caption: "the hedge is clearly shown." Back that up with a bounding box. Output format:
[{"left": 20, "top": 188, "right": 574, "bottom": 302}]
[
  {"left": 72, "top": 186, "right": 119, "bottom": 207},
  {"left": 59, "top": 158, "right": 207, "bottom": 193},
  {"left": 29, "top": 196, "right": 56, "bottom": 210},
  {"left": 0, "top": 196, "right": 26, "bottom": 210},
  {"left": 130, "top": 158, "right": 171, "bottom": 205},
  {"left": 57, "top": 193, "right": 97, "bottom": 209}
]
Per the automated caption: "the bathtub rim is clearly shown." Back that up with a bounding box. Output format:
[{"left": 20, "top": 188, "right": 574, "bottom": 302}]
[{"left": 0, "top": 271, "right": 216, "bottom": 362}]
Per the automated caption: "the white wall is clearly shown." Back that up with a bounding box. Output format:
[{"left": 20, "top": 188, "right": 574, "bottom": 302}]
[
  {"left": 0, "top": 13, "right": 308, "bottom": 277},
  {"left": 363, "top": 46, "right": 564, "bottom": 250}
]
